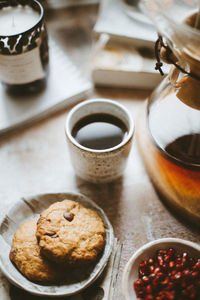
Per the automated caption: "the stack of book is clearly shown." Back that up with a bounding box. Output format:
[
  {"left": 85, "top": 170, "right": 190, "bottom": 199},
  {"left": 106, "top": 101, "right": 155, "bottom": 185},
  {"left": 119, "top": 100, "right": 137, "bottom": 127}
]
[
  {"left": 91, "top": 0, "right": 169, "bottom": 89},
  {"left": 40, "top": 0, "right": 99, "bottom": 9}
]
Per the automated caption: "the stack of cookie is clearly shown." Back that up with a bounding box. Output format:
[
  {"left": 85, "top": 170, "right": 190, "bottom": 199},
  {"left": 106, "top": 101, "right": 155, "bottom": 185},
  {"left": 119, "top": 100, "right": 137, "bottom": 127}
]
[{"left": 10, "top": 199, "right": 106, "bottom": 283}]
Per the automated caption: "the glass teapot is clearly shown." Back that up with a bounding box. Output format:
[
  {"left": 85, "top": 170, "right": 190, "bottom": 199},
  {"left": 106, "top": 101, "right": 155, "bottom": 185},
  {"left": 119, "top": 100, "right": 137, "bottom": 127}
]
[{"left": 138, "top": 0, "right": 200, "bottom": 226}]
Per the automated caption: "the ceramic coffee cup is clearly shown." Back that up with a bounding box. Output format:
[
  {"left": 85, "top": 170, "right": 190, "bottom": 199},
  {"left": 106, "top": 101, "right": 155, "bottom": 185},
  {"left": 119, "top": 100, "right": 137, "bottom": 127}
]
[{"left": 65, "top": 98, "right": 134, "bottom": 183}]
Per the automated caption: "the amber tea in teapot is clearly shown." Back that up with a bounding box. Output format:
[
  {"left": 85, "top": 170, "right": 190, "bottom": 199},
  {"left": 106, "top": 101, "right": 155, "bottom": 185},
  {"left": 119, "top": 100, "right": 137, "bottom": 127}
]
[{"left": 138, "top": 0, "right": 200, "bottom": 226}]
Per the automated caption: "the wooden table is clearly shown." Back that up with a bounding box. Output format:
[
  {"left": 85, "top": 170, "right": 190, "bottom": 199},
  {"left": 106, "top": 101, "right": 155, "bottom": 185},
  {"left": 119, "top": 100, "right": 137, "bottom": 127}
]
[{"left": 0, "top": 4, "right": 200, "bottom": 300}]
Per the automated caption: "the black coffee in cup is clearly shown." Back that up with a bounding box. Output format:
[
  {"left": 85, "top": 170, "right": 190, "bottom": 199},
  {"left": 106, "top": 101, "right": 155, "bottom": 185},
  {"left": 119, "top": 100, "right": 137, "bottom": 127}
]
[{"left": 72, "top": 113, "right": 128, "bottom": 150}]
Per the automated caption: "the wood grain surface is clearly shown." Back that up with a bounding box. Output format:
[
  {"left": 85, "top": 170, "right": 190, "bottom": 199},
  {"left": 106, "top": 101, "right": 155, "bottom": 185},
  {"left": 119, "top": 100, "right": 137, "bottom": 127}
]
[{"left": 0, "top": 4, "right": 200, "bottom": 300}]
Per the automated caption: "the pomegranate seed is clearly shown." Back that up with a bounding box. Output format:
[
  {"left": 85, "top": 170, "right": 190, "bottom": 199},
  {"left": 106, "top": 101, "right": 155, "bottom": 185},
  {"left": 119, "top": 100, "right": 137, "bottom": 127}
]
[
  {"left": 182, "top": 252, "right": 188, "bottom": 258},
  {"left": 176, "top": 257, "right": 182, "bottom": 264},
  {"left": 195, "top": 260, "right": 200, "bottom": 268},
  {"left": 146, "top": 284, "right": 153, "bottom": 294},
  {"left": 149, "top": 273, "right": 156, "bottom": 280},
  {"left": 157, "top": 250, "right": 167, "bottom": 257},
  {"left": 171, "top": 270, "right": 177, "bottom": 276},
  {"left": 145, "top": 295, "right": 154, "bottom": 300},
  {"left": 182, "top": 252, "right": 188, "bottom": 263},
  {"left": 142, "top": 276, "right": 150, "bottom": 285},
  {"left": 167, "top": 248, "right": 175, "bottom": 256},
  {"left": 176, "top": 263, "right": 184, "bottom": 270},
  {"left": 166, "top": 282, "right": 174, "bottom": 290},
  {"left": 187, "top": 284, "right": 194, "bottom": 291},
  {"left": 182, "top": 268, "right": 190, "bottom": 276},
  {"left": 133, "top": 248, "right": 200, "bottom": 300},
  {"left": 191, "top": 271, "right": 198, "bottom": 278},
  {"left": 154, "top": 267, "right": 161, "bottom": 274},
  {"left": 152, "top": 277, "right": 160, "bottom": 287},
  {"left": 148, "top": 258, "right": 154, "bottom": 265},
  {"left": 171, "top": 271, "right": 182, "bottom": 282},
  {"left": 158, "top": 256, "right": 164, "bottom": 266},
  {"left": 166, "top": 291, "right": 175, "bottom": 299},
  {"left": 161, "top": 277, "right": 170, "bottom": 286},
  {"left": 156, "top": 272, "right": 164, "bottom": 280},
  {"left": 149, "top": 265, "right": 155, "bottom": 273},
  {"left": 193, "top": 260, "right": 200, "bottom": 270},
  {"left": 164, "top": 255, "right": 170, "bottom": 263},
  {"left": 134, "top": 279, "right": 143, "bottom": 292},
  {"left": 139, "top": 267, "right": 146, "bottom": 277},
  {"left": 190, "top": 290, "right": 197, "bottom": 298},
  {"left": 169, "top": 261, "right": 175, "bottom": 268},
  {"left": 140, "top": 261, "right": 148, "bottom": 268},
  {"left": 159, "top": 290, "right": 167, "bottom": 296}
]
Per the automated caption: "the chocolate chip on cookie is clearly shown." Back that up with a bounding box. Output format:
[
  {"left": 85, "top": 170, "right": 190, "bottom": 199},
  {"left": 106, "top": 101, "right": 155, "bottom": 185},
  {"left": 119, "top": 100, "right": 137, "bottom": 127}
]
[
  {"left": 63, "top": 211, "right": 74, "bottom": 222},
  {"left": 45, "top": 231, "right": 57, "bottom": 237}
]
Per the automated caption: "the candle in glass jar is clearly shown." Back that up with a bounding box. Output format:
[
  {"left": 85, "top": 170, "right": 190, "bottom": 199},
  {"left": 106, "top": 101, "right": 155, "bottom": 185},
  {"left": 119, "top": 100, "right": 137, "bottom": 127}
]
[
  {"left": 0, "top": 0, "right": 49, "bottom": 93},
  {"left": 0, "top": 5, "right": 40, "bottom": 36}
]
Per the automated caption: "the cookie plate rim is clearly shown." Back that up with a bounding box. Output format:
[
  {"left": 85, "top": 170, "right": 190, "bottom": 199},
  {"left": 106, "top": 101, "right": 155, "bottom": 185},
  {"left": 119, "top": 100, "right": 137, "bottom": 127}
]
[{"left": 0, "top": 191, "right": 114, "bottom": 297}]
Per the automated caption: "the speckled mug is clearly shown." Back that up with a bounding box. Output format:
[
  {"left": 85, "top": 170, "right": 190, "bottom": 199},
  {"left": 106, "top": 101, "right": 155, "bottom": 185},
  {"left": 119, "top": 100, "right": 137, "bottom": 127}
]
[{"left": 65, "top": 99, "right": 134, "bottom": 183}]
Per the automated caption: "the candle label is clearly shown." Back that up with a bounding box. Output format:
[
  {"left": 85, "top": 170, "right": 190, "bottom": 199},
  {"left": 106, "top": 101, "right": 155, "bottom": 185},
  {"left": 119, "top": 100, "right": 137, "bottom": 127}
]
[{"left": 0, "top": 47, "right": 45, "bottom": 84}]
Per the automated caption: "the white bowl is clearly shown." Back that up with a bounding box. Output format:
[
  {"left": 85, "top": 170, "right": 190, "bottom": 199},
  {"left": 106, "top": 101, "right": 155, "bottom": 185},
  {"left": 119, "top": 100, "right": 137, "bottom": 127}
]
[{"left": 122, "top": 238, "right": 200, "bottom": 300}]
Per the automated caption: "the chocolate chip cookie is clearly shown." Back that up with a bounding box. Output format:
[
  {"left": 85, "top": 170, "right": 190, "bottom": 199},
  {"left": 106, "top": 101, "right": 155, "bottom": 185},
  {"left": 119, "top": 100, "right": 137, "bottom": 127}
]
[
  {"left": 36, "top": 200, "right": 106, "bottom": 264},
  {"left": 10, "top": 219, "right": 65, "bottom": 282}
]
